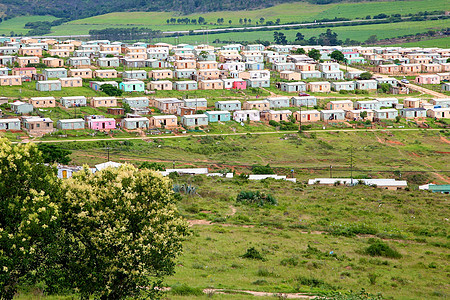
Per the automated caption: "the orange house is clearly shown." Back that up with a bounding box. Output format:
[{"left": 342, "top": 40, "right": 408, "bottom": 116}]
[
  {"left": 17, "top": 57, "right": 39, "bottom": 67},
  {"left": 293, "top": 110, "right": 320, "bottom": 122},
  {"left": 93, "top": 69, "right": 118, "bottom": 79},
  {"left": 47, "top": 49, "right": 71, "bottom": 57},
  {"left": 421, "top": 64, "right": 442, "bottom": 73},
  {"left": 174, "top": 60, "right": 196, "bottom": 69},
  {"left": 59, "top": 77, "right": 83, "bottom": 87},
  {"left": 43, "top": 57, "right": 64, "bottom": 67},
  {"left": 68, "top": 69, "right": 92, "bottom": 79},
  {"left": 376, "top": 64, "right": 399, "bottom": 75},
  {"left": 399, "top": 64, "right": 421, "bottom": 74},
  {"left": 198, "top": 69, "right": 220, "bottom": 80},
  {"left": 149, "top": 69, "right": 173, "bottom": 80},
  {"left": 19, "top": 47, "right": 42, "bottom": 57},
  {"left": 295, "top": 63, "right": 316, "bottom": 72},
  {"left": 198, "top": 80, "right": 223, "bottom": 90},
  {"left": 307, "top": 82, "right": 331, "bottom": 93},
  {"left": 149, "top": 115, "right": 178, "bottom": 129},
  {"left": 53, "top": 44, "right": 75, "bottom": 52}
]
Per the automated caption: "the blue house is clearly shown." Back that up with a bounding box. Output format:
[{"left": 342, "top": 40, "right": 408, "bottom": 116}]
[
  {"left": 331, "top": 81, "right": 355, "bottom": 91},
  {"left": 0, "top": 118, "right": 21, "bottom": 130},
  {"left": 173, "top": 81, "right": 198, "bottom": 91},
  {"left": 215, "top": 100, "right": 241, "bottom": 111},
  {"left": 10, "top": 101, "right": 34, "bottom": 114},
  {"left": 245, "top": 61, "right": 264, "bottom": 70},
  {"left": 356, "top": 80, "right": 378, "bottom": 90},
  {"left": 123, "top": 97, "right": 149, "bottom": 108},
  {"left": 399, "top": 108, "right": 427, "bottom": 119},
  {"left": 300, "top": 71, "right": 321, "bottom": 80},
  {"left": 375, "top": 98, "right": 399, "bottom": 108},
  {"left": 60, "top": 96, "right": 87, "bottom": 108},
  {"left": 123, "top": 70, "right": 147, "bottom": 80},
  {"left": 174, "top": 69, "right": 197, "bottom": 79},
  {"left": 119, "top": 81, "right": 145, "bottom": 92},
  {"left": 57, "top": 119, "right": 85, "bottom": 130},
  {"left": 205, "top": 111, "right": 231, "bottom": 122},
  {"left": 280, "top": 82, "right": 306, "bottom": 93},
  {"left": 181, "top": 114, "right": 209, "bottom": 127},
  {"left": 246, "top": 79, "right": 270, "bottom": 88},
  {"left": 374, "top": 109, "right": 398, "bottom": 120},
  {"left": 266, "top": 97, "right": 290, "bottom": 109},
  {"left": 290, "top": 96, "right": 317, "bottom": 107},
  {"left": 36, "top": 80, "right": 62, "bottom": 91},
  {"left": 43, "top": 68, "right": 67, "bottom": 79}
]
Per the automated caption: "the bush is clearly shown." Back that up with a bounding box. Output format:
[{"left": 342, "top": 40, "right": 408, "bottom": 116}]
[
  {"left": 241, "top": 247, "right": 264, "bottom": 260},
  {"left": 280, "top": 256, "right": 299, "bottom": 266},
  {"left": 170, "top": 284, "right": 204, "bottom": 296},
  {"left": 365, "top": 240, "right": 402, "bottom": 259},
  {"left": 252, "top": 164, "right": 274, "bottom": 174},
  {"left": 236, "top": 191, "right": 278, "bottom": 207}
]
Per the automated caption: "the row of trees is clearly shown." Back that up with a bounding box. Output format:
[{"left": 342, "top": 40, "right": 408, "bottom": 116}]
[{"left": 0, "top": 139, "right": 189, "bottom": 299}]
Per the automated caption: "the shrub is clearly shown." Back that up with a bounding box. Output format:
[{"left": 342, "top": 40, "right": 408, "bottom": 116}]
[
  {"left": 236, "top": 191, "right": 278, "bottom": 207},
  {"left": 252, "top": 164, "right": 275, "bottom": 174},
  {"left": 365, "top": 240, "right": 402, "bottom": 259},
  {"left": 241, "top": 247, "right": 264, "bottom": 260},
  {"left": 170, "top": 284, "right": 204, "bottom": 296},
  {"left": 280, "top": 256, "right": 299, "bottom": 266}
]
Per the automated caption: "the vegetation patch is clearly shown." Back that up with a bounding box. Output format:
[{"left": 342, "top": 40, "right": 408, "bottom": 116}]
[{"left": 364, "top": 240, "right": 402, "bottom": 259}]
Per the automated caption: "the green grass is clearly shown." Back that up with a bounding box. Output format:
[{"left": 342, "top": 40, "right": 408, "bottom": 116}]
[
  {"left": 47, "top": 0, "right": 449, "bottom": 36},
  {"left": 0, "top": 81, "right": 108, "bottom": 98},
  {"left": 393, "top": 36, "right": 450, "bottom": 48},
  {"left": 157, "top": 19, "right": 450, "bottom": 45},
  {"left": 0, "top": 15, "right": 58, "bottom": 35}
]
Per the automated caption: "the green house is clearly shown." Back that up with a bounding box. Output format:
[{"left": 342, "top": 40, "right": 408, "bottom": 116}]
[{"left": 119, "top": 81, "right": 145, "bottom": 92}]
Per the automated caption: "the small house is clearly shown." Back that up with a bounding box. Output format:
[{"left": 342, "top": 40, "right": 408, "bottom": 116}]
[
  {"left": 68, "top": 69, "right": 92, "bottom": 79},
  {"left": 97, "top": 57, "right": 120, "bottom": 68},
  {"left": 356, "top": 80, "right": 378, "bottom": 90},
  {"left": 93, "top": 69, "right": 118, "bottom": 79},
  {"left": 123, "top": 70, "right": 147, "bottom": 80},
  {"left": 0, "top": 75, "right": 22, "bottom": 86},
  {"left": 149, "top": 115, "right": 178, "bottom": 129},
  {"left": 107, "top": 108, "right": 124, "bottom": 115},
  {"left": 182, "top": 98, "right": 207, "bottom": 111},
  {"left": 198, "top": 80, "right": 223, "bottom": 90},
  {"left": 149, "top": 69, "right": 173, "bottom": 80},
  {"left": 233, "top": 110, "right": 260, "bottom": 122},
  {"left": 345, "top": 110, "right": 374, "bottom": 121},
  {"left": 119, "top": 81, "right": 145, "bottom": 92},
  {"left": 10, "top": 101, "right": 34, "bottom": 114},
  {"left": 43, "top": 57, "right": 64, "bottom": 68},
  {"left": 273, "top": 63, "right": 295, "bottom": 72},
  {"left": 376, "top": 64, "right": 399, "bottom": 75},
  {"left": 67, "top": 57, "right": 91, "bottom": 67},
  {"left": 121, "top": 117, "right": 149, "bottom": 129},
  {"left": 148, "top": 80, "right": 173, "bottom": 91},
  {"left": 221, "top": 78, "right": 246, "bottom": 90},
  {"left": 174, "top": 69, "right": 196, "bottom": 79},
  {"left": 0, "top": 118, "right": 21, "bottom": 130},
  {"left": 345, "top": 70, "right": 364, "bottom": 79},
  {"left": 260, "top": 110, "right": 292, "bottom": 122},
  {"left": 280, "top": 71, "right": 301, "bottom": 81},
  {"left": 243, "top": 100, "right": 270, "bottom": 111},
  {"left": 215, "top": 100, "right": 241, "bottom": 111},
  {"left": 245, "top": 79, "right": 270, "bottom": 88},
  {"left": 295, "top": 63, "right": 316, "bottom": 72},
  {"left": 293, "top": 110, "right": 320, "bottom": 123},
  {"left": 59, "top": 77, "right": 83, "bottom": 88},
  {"left": 17, "top": 57, "right": 39, "bottom": 68},
  {"left": 300, "top": 71, "right": 321, "bottom": 80},
  {"left": 12, "top": 67, "right": 36, "bottom": 77},
  {"left": 375, "top": 97, "right": 399, "bottom": 108},
  {"left": 43, "top": 68, "right": 67, "bottom": 79},
  {"left": 290, "top": 96, "right": 317, "bottom": 107},
  {"left": 331, "top": 81, "right": 355, "bottom": 91},
  {"left": 399, "top": 108, "right": 427, "bottom": 119},
  {"left": 266, "top": 97, "right": 290, "bottom": 109},
  {"left": 355, "top": 100, "right": 380, "bottom": 110},
  {"left": 60, "top": 96, "right": 87, "bottom": 108},
  {"left": 403, "top": 98, "right": 421, "bottom": 108},
  {"left": 181, "top": 114, "right": 209, "bottom": 127},
  {"left": 415, "top": 75, "right": 440, "bottom": 85},
  {"left": 326, "top": 100, "right": 353, "bottom": 110},
  {"left": 307, "top": 82, "right": 331, "bottom": 93},
  {"left": 29, "top": 97, "right": 56, "bottom": 108},
  {"left": 123, "top": 97, "right": 149, "bottom": 108},
  {"left": 375, "top": 77, "right": 398, "bottom": 87},
  {"left": 173, "top": 81, "right": 198, "bottom": 91},
  {"left": 427, "top": 107, "right": 450, "bottom": 119},
  {"left": 57, "top": 119, "right": 85, "bottom": 130},
  {"left": 205, "top": 111, "right": 231, "bottom": 122},
  {"left": 317, "top": 62, "right": 340, "bottom": 72},
  {"left": 87, "top": 118, "right": 116, "bottom": 130},
  {"left": 280, "top": 82, "right": 306, "bottom": 93},
  {"left": 321, "top": 70, "right": 344, "bottom": 80},
  {"left": 91, "top": 97, "right": 118, "bottom": 108},
  {"left": 430, "top": 98, "right": 450, "bottom": 108},
  {"left": 373, "top": 109, "right": 398, "bottom": 120},
  {"left": 320, "top": 110, "right": 346, "bottom": 121},
  {"left": 36, "top": 80, "right": 62, "bottom": 91},
  {"left": 23, "top": 117, "right": 54, "bottom": 135},
  {"left": 152, "top": 98, "right": 183, "bottom": 114}
]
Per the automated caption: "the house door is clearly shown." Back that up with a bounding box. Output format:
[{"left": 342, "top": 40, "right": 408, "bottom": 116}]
[
  {"left": 5, "top": 123, "right": 8, "bottom": 130},
  {"left": 102, "top": 122, "right": 105, "bottom": 129},
  {"left": 307, "top": 115, "right": 311, "bottom": 121},
  {"left": 62, "top": 170, "right": 67, "bottom": 179},
  {"left": 136, "top": 122, "right": 139, "bottom": 128}
]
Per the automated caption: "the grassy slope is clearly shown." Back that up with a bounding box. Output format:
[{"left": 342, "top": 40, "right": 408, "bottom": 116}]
[
  {"left": 65, "top": 130, "right": 450, "bottom": 183},
  {"left": 166, "top": 177, "right": 449, "bottom": 299},
  {"left": 157, "top": 19, "right": 450, "bottom": 45},
  {"left": 47, "top": 0, "right": 449, "bottom": 35},
  {"left": 393, "top": 36, "right": 450, "bottom": 48},
  {"left": 0, "top": 15, "right": 57, "bottom": 35}
]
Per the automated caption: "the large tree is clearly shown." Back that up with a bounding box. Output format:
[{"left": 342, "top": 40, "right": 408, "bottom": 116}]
[
  {"left": 0, "top": 139, "right": 61, "bottom": 300},
  {"left": 308, "top": 49, "right": 321, "bottom": 61},
  {"left": 330, "top": 50, "right": 345, "bottom": 62},
  {"left": 53, "top": 165, "right": 189, "bottom": 299}
]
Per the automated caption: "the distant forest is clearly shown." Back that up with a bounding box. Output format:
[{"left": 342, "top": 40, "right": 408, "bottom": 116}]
[{"left": 0, "top": 0, "right": 387, "bottom": 21}]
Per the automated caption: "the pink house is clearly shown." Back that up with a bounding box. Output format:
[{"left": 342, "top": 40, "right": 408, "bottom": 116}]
[
  {"left": 233, "top": 80, "right": 247, "bottom": 90},
  {"left": 88, "top": 118, "right": 116, "bottom": 130},
  {"left": 415, "top": 75, "right": 440, "bottom": 85}
]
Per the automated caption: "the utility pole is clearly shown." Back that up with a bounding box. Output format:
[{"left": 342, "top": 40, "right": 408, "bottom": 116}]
[
  {"left": 298, "top": 103, "right": 302, "bottom": 133},
  {"left": 107, "top": 144, "right": 110, "bottom": 162}
]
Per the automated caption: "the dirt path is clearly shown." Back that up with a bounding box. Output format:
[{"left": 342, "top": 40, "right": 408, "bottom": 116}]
[
  {"left": 204, "top": 289, "right": 317, "bottom": 299},
  {"left": 440, "top": 136, "right": 450, "bottom": 144},
  {"left": 228, "top": 205, "right": 237, "bottom": 216}
]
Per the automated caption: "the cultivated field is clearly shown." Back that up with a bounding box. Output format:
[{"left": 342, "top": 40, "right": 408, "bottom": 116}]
[
  {"left": 0, "top": 15, "right": 57, "bottom": 35},
  {"left": 44, "top": 0, "right": 448, "bottom": 36}
]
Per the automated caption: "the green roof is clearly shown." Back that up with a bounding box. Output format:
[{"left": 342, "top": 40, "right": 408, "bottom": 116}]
[{"left": 429, "top": 185, "right": 450, "bottom": 193}]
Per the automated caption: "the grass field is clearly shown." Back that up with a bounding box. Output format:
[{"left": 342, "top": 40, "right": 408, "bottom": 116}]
[
  {"left": 393, "top": 36, "right": 450, "bottom": 48},
  {"left": 0, "top": 15, "right": 57, "bottom": 35},
  {"left": 45, "top": 0, "right": 449, "bottom": 36},
  {"left": 156, "top": 19, "right": 450, "bottom": 45},
  {"left": 40, "top": 129, "right": 450, "bottom": 299}
]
